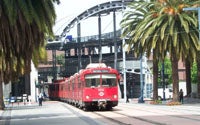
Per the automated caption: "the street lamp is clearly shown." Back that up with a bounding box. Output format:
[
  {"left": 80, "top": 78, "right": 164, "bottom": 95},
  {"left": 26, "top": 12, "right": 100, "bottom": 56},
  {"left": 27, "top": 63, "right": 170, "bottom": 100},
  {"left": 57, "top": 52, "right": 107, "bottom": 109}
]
[
  {"left": 122, "top": 0, "right": 127, "bottom": 103},
  {"left": 138, "top": 54, "right": 145, "bottom": 103}
]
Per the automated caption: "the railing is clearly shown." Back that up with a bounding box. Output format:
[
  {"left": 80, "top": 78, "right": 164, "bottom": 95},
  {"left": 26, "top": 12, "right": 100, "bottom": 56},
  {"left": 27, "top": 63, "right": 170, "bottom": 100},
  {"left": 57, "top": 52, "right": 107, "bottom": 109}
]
[{"left": 69, "top": 30, "right": 121, "bottom": 43}]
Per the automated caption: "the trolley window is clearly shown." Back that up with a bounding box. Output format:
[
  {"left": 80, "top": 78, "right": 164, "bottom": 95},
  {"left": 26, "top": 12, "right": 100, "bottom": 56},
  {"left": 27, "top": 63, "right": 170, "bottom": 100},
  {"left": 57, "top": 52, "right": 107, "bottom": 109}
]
[
  {"left": 85, "top": 74, "right": 117, "bottom": 87},
  {"left": 102, "top": 74, "right": 117, "bottom": 87},
  {"left": 85, "top": 74, "right": 100, "bottom": 87}
]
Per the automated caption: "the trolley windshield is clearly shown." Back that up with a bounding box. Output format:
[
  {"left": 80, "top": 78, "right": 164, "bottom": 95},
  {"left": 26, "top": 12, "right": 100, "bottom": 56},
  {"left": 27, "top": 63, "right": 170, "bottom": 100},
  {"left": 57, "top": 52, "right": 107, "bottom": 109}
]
[{"left": 85, "top": 74, "right": 117, "bottom": 87}]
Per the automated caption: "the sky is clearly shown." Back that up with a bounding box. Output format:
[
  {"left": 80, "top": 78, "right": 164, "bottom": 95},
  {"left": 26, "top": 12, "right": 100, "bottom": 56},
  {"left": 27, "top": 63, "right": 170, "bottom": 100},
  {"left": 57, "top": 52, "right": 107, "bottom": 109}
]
[{"left": 53, "top": 0, "right": 123, "bottom": 37}]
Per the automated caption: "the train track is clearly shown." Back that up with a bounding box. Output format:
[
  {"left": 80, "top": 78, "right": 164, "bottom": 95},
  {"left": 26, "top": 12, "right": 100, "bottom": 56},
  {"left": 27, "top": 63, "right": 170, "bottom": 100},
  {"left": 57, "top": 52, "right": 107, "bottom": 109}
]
[
  {"left": 92, "top": 111, "right": 131, "bottom": 125},
  {"left": 92, "top": 110, "right": 166, "bottom": 125},
  {"left": 118, "top": 104, "right": 200, "bottom": 122},
  {"left": 62, "top": 102, "right": 165, "bottom": 125},
  {"left": 61, "top": 102, "right": 200, "bottom": 125}
]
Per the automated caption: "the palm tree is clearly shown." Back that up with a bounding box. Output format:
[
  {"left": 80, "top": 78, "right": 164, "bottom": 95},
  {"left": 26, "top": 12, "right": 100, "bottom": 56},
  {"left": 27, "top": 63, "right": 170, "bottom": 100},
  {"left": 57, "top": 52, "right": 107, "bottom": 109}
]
[
  {"left": 121, "top": 0, "right": 200, "bottom": 102},
  {"left": 0, "top": 0, "right": 60, "bottom": 110},
  {"left": 32, "top": 45, "right": 48, "bottom": 68},
  {"left": 185, "top": 58, "right": 192, "bottom": 96},
  {"left": 152, "top": 49, "right": 159, "bottom": 100},
  {"left": 121, "top": 1, "right": 164, "bottom": 101}
]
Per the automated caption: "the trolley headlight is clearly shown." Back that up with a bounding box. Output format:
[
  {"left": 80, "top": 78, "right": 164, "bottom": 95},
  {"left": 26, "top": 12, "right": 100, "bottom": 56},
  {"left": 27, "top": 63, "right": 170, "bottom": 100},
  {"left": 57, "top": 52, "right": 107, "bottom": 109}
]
[
  {"left": 86, "top": 95, "right": 90, "bottom": 99},
  {"left": 113, "top": 95, "right": 117, "bottom": 99}
]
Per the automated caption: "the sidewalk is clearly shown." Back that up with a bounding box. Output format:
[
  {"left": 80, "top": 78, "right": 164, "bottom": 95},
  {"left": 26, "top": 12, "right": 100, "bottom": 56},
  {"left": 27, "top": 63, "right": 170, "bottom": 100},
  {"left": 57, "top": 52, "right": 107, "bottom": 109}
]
[
  {"left": 1, "top": 98, "right": 200, "bottom": 125},
  {"left": 0, "top": 101, "right": 66, "bottom": 125},
  {"left": 0, "top": 101, "right": 44, "bottom": 121},
  {"left": 0, "top": 99, "right": 200, "bottom": 125},
  {"left": 119, "top": 97, "right": 200, "bottom": 105},
  {"left": 0, "top": 109, "right": 3, "bottom": 119},
  {"left": 0, "top": 101, "right": 39, "bottom": 113},
  {"left": 0, "top": 101, "right": 104, "bottom": 125}
]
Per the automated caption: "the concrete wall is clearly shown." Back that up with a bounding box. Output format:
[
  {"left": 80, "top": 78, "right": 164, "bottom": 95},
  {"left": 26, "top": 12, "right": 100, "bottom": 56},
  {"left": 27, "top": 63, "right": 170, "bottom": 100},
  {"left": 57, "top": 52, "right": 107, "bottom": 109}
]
[
  {"left": 3, "top": 61, "right": 38, "bottom": 103},
  {"left": 3, "top": 82, "right": 11, "bottom": 99},
  {"left": 191, "top": 84, "right": 198, "bottom": 98},
  {"left": 179, "top": 82, "right": 187, "bottom": 96},
  {"left": 30, "top": 61, "right": 38, "bottom": 102}
]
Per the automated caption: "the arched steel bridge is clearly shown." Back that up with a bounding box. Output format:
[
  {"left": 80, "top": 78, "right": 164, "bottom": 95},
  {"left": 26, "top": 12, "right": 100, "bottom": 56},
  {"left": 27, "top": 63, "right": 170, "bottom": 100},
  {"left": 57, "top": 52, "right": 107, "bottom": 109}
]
[
  {"left": 41, "top": 0, "right": 148, "bottom": 100},
  {"left": 47, "top": 0, "right": 132, "bottom": 46},
  {"left": 45, "top": 0, "right": 136, "bottom": 79},
  {"left": 61, "top": 0, "right": 132, "bottom": 37}
]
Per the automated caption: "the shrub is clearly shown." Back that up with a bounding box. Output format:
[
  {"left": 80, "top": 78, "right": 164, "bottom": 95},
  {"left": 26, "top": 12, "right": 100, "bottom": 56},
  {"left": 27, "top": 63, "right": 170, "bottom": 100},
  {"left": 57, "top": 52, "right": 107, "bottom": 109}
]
[
  {"left": 150, "top": 100, "right": 162, "bottom": 105},
  {"left": 166, "top": 101, "right": 181, "bottom": 106}
]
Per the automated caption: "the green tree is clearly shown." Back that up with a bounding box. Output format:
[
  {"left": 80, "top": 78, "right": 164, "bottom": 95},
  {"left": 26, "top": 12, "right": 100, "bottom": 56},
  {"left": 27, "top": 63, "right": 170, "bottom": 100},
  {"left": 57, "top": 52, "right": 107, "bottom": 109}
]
[
  {"left": 158, "top": 58, "right": 172, "bottom": 86},
  {"left": 191, "top": 62, "right": 198, "bottom": 84},
  {"left": 56, "top": 54, "right": 65, "bottom": 65},
  {"left": 32, "top": 44, "right": 48, "bottom": 68},
  {"left": 121, "top": 0, "right": 200, "bottom": 101},
  {"left": 121, "top": 0, "right": 164, "bottom": 100},
  {"left": 0, "top": 0, "right": 60, "bottom": 110}
]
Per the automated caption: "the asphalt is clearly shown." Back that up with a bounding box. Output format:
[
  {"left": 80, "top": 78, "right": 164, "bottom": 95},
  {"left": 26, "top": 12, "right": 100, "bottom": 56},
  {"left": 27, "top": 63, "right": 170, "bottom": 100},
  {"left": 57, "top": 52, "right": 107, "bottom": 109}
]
[{"left": 0, "top": 97, "right": 200, "bottom": 125}]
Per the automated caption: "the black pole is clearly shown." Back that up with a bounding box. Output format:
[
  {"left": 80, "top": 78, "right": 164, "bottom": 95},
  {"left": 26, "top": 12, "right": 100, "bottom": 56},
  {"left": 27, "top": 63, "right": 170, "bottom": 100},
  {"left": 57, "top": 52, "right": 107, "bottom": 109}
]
[
  {"left": 138, "top": 54, "right": 144, "bottom": 103},
  {"left": 52, "top": 49, "right": 57, "bottom": 81},
  {"left": 64, "top": 50, "right": 67, "bottom": 76},
  {"left": 113, "top": 10, "right": 117, "bottom": 69},
  {"left": 162, "top": 61, "right": 166, "bottom": 100},
  {"left": 77, "top": 23, "right": 82, "bottom": 70},
  {"left": 98, "top": 14, "right": 102, "bottom": 63}
]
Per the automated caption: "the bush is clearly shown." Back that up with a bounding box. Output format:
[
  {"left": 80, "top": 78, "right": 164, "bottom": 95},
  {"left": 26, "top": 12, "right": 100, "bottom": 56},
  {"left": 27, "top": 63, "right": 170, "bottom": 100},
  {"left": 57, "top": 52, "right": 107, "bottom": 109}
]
[
  {"left": 166, "top": 101, "right": 181, "bottom": 106},
  {"left": 150, "top": 100, "right": 162, "bottom": 104}
]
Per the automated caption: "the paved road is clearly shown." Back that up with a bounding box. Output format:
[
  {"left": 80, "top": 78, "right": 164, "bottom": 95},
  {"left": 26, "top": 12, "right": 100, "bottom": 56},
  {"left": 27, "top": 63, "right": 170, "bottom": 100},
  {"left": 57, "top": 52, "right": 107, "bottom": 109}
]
[
  {"left": 0, "top": 99, "right": 200, "bottom": 125},
  {"left": 0, "top": 101, "right": 103, "bottom": 125}
]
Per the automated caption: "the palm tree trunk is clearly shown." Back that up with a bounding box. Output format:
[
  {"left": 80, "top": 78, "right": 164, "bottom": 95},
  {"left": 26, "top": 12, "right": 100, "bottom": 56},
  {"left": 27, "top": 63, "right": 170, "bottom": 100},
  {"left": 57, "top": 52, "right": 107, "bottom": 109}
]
[
  {"left": 196, "top": 51, "right": 200, "bottom": 98},
  {"left": 171, "top": 50, "right": 179, "bottom": 101},
  {"left": 153, "top": 50, "right": 158, "bottom": 100},
  {"left": 0, "top": 71, "right": 5, "bottom": 110},
  {"left": 185, "top": 59, "right": 191, "bottom": 96}
]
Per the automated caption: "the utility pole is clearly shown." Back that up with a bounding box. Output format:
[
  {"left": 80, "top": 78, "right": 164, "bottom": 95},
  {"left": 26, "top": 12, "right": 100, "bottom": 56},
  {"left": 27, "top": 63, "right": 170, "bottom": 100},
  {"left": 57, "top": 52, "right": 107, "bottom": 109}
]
[
  {"left": 138, "top": 54, "right": 144, "bottom": 103},
  {"left": 162, "top": 62, "right": 165, "bottom": 101},
  {"left": 122, "top": 0, "right": 127, "bottom": 103},
  {"left": 52, "top": 49, "right": 57, "bottom": 81},
  {"left": 77, "top": 23, "right": 82, "bottom": 71},
  {"left": 98, "top": 14, "right": 102, "bottom": 63},
  {"left": 113, "top": 10, "right": 117, "bottom": 70}
]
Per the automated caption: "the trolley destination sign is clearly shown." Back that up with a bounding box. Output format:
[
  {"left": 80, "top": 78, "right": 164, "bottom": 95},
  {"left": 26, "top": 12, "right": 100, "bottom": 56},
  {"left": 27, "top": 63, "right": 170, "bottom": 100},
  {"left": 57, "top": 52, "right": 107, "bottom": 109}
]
[{"left": 92, "top": 70, "right": 109, "bottom": 73}]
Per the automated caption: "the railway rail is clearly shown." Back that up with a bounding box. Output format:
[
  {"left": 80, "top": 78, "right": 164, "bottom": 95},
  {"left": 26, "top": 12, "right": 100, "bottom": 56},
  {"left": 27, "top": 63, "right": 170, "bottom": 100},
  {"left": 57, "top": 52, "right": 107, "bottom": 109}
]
[{"left": 62, "top": 101, "right": 200, "bottom": 125}]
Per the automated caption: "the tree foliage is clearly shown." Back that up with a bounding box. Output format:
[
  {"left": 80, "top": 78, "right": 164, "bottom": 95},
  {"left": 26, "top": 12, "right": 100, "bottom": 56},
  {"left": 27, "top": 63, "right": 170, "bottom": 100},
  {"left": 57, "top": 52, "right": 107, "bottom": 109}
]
[
  {"left": 158, "top": 58, "right": 172, "bottom": 86},
  {"left": 121, "top": 0, "right": 200, "bottom": 101},
  {"left": 56, "top": 54, "right": 65, "bottom": 65},
  {"left": 0, "top": 0, "right": 59, "bottom": 83},
  {"left": 0, "top": 0, "right": 60, "bottom": 110},
  {"left": 191, "top": 62, "right": 198, "bottom": 84}
]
